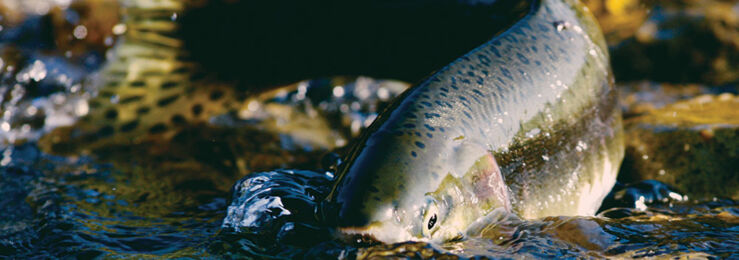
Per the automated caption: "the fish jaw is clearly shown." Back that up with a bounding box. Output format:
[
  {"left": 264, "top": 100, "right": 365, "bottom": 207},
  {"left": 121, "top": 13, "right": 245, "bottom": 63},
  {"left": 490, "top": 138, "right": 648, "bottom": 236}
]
[{"left": 337, "top": 221, "right": 420, "bottom": 244}]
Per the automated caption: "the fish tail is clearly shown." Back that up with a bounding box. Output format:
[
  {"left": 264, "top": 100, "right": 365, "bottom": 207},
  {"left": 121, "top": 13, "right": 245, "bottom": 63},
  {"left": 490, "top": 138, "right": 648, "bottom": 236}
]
[{"left": 40, "top": 0, "right": 243, "bottom": 154}]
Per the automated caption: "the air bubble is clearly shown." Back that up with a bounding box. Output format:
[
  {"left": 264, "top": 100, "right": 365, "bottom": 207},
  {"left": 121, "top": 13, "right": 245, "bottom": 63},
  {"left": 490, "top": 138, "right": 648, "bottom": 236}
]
[
  {"left": 333, "top": 86, "right": 345, "bottom": 98},
  {"left": 553, "top": 21, "right": 570, "bottom": 31},
  {"left": 112, "top": 23, "right": 127, "bottom": 35},
  {"left": 73, "top": 25, "right": 88, "bottom": 39}
]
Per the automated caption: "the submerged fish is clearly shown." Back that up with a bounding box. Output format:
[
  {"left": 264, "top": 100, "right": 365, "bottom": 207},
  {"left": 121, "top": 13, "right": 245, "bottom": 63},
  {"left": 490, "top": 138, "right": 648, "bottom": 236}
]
[{"left": 327, "top": 0, "right": 624, "bottom": 243}]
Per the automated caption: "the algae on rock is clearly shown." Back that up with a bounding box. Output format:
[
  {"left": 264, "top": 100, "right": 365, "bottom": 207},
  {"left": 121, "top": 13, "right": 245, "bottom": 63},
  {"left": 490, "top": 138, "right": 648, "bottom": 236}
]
[{"left": 620, "top": 92, "right": 739, "bottom": 199}]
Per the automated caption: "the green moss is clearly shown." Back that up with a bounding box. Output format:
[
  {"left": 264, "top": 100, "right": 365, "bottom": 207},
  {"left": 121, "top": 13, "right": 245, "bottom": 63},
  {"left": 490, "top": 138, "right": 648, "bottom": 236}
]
[{"left": 620, "top": 94, "right": 739, "bottom": 199}]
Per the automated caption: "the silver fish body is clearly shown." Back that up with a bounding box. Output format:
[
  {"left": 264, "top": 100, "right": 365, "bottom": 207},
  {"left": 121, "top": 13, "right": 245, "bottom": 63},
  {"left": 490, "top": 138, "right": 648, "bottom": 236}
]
[{"left": 327, "top": 0, "right": 623, "bottom": 243}]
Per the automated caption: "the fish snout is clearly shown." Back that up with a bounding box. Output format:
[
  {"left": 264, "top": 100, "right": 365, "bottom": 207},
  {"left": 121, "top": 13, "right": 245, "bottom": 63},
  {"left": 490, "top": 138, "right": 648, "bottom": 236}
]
[
  {"left": 336, "top": 221, "right": 419, "bottom": 244},
  {"left": 334, "top": 228, "right": 382, "bottom": 246}
]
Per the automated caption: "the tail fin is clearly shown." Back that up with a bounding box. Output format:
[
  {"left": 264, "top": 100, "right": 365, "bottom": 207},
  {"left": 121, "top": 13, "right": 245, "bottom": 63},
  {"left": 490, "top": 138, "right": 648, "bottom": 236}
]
[{"left": 40, "top": 0, "right": 244, "bottom": 154}]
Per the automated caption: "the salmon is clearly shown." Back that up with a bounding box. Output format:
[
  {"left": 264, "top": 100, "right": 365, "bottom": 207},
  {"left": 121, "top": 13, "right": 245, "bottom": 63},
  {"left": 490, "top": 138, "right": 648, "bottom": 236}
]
[{"left": 327, "top": 0, "right": 624, "bottom": 243}]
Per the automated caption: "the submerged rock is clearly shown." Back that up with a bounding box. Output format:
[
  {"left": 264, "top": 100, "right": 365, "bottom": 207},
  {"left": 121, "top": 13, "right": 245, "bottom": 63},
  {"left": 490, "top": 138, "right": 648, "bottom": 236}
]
[{"left": 620, "top": 89, "right": 739, "bottom": 199}]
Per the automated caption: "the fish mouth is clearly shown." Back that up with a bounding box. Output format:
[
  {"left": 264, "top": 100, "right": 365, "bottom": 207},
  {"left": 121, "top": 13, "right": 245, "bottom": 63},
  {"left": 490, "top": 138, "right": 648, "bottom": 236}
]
[
  {"left": 335, "top": 227, "right": 383, "bottom": 246},
  {"left": 336, "top": 223, "right": 419, "bottom": 245}
]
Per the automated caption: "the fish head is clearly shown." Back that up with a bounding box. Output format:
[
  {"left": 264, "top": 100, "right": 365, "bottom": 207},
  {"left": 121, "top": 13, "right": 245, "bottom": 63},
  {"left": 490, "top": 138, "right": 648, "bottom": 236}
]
[{"left": 328, "top": 127, "right": 510, "bottom": 244}]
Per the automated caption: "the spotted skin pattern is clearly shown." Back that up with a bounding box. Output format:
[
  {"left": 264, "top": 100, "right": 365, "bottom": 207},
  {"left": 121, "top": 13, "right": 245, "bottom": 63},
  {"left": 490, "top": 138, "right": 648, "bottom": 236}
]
[{"left": 329, "top": 0, "right": 623, "bottom": 243}]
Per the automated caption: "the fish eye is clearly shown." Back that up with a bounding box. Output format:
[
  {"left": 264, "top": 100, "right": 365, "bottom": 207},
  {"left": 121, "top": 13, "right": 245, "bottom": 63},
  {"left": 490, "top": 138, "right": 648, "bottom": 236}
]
[
  {"left": 423, "top": 199, "right": 440, "bottom": 237},
  {"left": 427, "top": 213, "right": 437, "bottom": 230}
]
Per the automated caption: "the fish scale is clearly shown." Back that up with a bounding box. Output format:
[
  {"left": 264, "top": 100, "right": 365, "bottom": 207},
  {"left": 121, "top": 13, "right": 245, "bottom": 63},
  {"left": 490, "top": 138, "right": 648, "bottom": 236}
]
[{"left": 343, "top": 0, "right": 598, "bottom": 183}]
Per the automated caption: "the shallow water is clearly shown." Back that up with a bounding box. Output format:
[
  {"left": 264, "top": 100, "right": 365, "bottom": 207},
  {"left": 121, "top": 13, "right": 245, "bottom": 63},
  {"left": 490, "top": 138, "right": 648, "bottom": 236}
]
[
  {"left": 1, "top": 145, "right": 737, "bottom": 258},
  {"left": 1, "top": 0, "right": 738, "bottom": 258}
]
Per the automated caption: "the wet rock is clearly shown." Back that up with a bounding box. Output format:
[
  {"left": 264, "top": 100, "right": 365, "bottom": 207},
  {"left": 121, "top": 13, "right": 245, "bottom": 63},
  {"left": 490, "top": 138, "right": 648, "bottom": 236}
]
[
  {"left": 619, "top": 81, "right": 737, "bottom": 117},
  {"left": 0, "top": 1, "right": 119, "bottom": 146},
  {"left": 607, "top": 0, "right": 738, "bottom": 84},
  {"left": 619, "top": 90, "right": 739, "bottom": 199},
  {"left": 0, "top": 0, "right": 120, "bottom": 62},
  {"left": 50, "top": 0, "right": 121, "bottom": 58},
  {"left": 599, "top": 180, "right": 688, "bottom": 214},
  {"left": 542, "top": 217, "right": 616, "bottom": 252}
]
